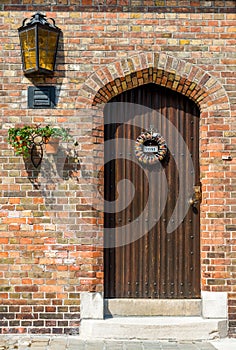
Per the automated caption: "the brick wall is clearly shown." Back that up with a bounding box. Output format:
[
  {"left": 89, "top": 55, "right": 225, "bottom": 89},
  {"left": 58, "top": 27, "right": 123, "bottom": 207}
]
[
  {"left": 1, "top": 0, "right": 235, "bottom": 13},
  {"left": 0, "top": 1, "right": 236, "bottom": 336}
]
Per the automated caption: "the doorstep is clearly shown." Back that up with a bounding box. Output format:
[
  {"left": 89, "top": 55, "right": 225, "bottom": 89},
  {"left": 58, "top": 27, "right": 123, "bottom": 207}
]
[{"left": 79, "top": 316, "right": 227, "bottom": 341}]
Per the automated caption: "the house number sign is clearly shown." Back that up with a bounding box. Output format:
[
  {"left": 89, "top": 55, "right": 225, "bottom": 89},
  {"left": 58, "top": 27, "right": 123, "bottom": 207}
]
[
  {"left": 143, "top": 145, "right": 159, "bottom": 153},
  {"left": 135, "top": 129, "right": 167, "bottom": 165}
]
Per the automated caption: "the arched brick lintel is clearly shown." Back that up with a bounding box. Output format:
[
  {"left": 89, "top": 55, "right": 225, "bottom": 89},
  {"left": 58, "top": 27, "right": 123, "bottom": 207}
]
[{"left": 78, "top": 52, "right": 230, "bottom": 115}]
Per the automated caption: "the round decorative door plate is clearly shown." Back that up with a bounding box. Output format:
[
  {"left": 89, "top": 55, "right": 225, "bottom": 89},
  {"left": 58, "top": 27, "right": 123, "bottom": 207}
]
[{"left": 135, "top": 130, "right": 167, "bottom": 165}]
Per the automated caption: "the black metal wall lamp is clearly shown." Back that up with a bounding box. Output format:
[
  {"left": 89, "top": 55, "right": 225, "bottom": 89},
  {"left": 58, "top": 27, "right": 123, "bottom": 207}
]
[{"left": 18, "top": 12, "right": 61, "bottom": 76}]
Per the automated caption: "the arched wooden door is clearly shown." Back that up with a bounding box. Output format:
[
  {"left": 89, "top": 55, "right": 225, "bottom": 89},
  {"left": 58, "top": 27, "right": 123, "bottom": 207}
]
[{"left": 104, "top": 83, "right": 200, "bottom": 299}]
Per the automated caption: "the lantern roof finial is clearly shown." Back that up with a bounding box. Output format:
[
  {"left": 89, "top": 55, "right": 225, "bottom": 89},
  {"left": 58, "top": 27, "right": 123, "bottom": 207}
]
[{"left": 20, "top": 12, "right": 60, "bottom": 30}]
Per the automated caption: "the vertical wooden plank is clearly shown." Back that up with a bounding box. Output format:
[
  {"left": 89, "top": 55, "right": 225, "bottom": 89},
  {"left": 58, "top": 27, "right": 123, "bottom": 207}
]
[{"left": 104, "top": 102, "right": 116, "bottom": 298}]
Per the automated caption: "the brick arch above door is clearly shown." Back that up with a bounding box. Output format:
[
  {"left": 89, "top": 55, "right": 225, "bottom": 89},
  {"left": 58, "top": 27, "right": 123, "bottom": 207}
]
[{"left": 77, "top": 52, "right": 230, "bottom": 116}]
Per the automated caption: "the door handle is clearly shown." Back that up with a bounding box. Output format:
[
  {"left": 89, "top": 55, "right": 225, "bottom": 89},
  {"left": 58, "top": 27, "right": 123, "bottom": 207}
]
[{"left": 189, "top": 185, "right": 202, "bottom": 206}]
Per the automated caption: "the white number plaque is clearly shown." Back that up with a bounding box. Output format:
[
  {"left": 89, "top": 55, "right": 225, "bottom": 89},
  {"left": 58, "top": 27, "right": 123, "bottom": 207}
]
[{"left": 143, "top": 146, "right": 159, "bottom": 153}]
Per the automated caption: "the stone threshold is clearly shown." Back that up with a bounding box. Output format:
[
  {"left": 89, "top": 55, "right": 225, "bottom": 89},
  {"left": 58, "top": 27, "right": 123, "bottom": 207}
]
[{"left": 105, "top": 298, "right": 201, "bottom": 317}]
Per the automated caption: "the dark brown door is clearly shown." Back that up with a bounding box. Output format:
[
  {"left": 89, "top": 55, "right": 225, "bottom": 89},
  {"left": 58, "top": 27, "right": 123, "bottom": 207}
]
[{"left": 104, "top": 83, "right": 200, "bottom": 299}]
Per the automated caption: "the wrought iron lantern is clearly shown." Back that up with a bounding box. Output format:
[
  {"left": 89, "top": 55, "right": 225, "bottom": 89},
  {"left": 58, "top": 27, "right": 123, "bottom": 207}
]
[{"left": 18, "top": 12, "right": 61, "bottom": 75}]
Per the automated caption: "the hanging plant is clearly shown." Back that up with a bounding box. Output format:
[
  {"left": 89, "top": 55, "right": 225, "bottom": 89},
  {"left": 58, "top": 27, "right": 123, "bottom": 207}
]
[
  {"left": 8, "top": 124, "right": 76, "bottom": 167},
  {"left": 8, "top": 125, "right": 33, "bottom": 157}
]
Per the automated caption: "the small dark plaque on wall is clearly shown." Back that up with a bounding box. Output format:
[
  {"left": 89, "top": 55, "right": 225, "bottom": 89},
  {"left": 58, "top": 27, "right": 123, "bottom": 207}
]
[{"left": 28, "top": 86, "right": 56, "bottom": 109}]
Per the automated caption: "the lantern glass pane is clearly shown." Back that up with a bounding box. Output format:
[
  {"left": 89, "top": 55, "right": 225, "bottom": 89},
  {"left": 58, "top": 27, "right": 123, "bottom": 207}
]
[
  {"left": 46, "top": 32, "right": 58, "bottom": 70},
  {"left": 38, "top": 27, "right": 58, "bottom": 72},
  {"left": 19, "top": 28, "right": 36, "bottom": 71},
  {"left": 38, "top": 27, "right": 48, "bottom": 49},
  {"left": 48, "top": 32, "right": 58, "bottom": 51},
  {"left": 19, "top": 31, "right": 27, "bottom": 50},
  {"left": 27, "top": 29, "right": 36, "bottom": 49},
  {"left": 24, "top": 50, "right": 36, "bottom": 70},
  {"left": 39, "top": 49, "right": 47, "bottom": 69},
  {"left": 45, "top": 52, "right": 54, "bottom": 71}
]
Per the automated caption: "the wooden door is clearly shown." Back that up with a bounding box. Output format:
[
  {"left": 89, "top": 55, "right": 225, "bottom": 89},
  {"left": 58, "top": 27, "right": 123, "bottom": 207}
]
[{"left": 104, "top": 83, "right": 200, "bottom": 299}]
